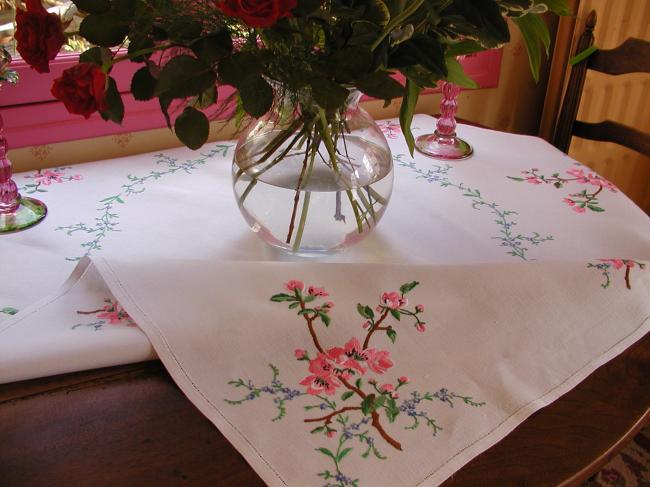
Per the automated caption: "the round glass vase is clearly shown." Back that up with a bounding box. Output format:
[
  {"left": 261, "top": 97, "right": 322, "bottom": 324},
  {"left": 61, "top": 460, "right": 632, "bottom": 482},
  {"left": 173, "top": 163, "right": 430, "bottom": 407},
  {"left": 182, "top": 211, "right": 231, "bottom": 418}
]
[{"left": 232, "top": 89, "right": 393, "bottom": 255}]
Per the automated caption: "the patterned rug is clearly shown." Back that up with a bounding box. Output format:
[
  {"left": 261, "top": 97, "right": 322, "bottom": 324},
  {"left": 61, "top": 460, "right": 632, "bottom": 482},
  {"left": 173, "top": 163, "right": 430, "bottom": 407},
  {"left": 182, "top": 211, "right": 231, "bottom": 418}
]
[{"left": 583, "top": 426, "right": 650, "bottom": 487}]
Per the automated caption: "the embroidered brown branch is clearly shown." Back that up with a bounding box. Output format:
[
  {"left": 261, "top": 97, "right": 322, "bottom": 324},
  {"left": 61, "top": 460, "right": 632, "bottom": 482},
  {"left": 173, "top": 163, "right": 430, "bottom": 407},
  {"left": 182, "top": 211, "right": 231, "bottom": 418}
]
[{"left": 298, "top": 296, "right": 403, "bottom": 451}]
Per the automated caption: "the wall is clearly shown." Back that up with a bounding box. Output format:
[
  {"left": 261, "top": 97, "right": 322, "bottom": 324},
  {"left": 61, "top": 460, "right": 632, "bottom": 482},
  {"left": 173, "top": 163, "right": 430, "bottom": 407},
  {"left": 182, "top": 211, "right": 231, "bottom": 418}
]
[{"left": 566, "top": 0, "right": 650, "bottom": 214}]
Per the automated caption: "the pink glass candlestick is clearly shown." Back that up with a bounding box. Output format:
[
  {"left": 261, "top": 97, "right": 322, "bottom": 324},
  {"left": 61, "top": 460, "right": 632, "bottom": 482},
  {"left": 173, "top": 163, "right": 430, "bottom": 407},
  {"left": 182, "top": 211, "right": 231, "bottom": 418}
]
[
  {"left": 0, "top": 112, "right": 47, "bottom": 233},
  {"left": 415, "top": 81, "right": 473, "bottom": 160},
  {"left": 0, "top": 46, "right": 47, "bottom": 233}
]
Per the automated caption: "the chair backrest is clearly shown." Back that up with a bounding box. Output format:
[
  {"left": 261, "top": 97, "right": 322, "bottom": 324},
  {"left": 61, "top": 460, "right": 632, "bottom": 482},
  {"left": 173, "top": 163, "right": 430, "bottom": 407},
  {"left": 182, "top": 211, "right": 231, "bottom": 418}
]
[{"left": 553, "top": 10, "right": 650, "bottom": 157}]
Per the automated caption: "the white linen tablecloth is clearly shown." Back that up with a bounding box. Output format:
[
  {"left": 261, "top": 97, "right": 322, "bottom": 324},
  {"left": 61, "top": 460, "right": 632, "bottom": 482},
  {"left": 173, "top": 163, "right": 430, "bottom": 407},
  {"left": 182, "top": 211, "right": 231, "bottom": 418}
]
[
  {"left": 1, "top": 115, "right": 650, "bottom": 486},
  {"left": 1, "top": 115, "right": 649, "bottom": 382}
]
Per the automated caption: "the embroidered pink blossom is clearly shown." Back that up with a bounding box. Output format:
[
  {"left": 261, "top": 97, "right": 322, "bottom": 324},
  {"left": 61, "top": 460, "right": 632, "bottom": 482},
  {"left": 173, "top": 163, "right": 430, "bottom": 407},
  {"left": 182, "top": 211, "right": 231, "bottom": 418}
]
[
  {"left": 307, "top": 285, "right": 328, "bottom": 297},
  {"left": 600, "top": 259, "right": 625, "bottom": 270},
  {"left": 563, "top": 197, "right": 576, "bottom": 207},
  {"left": 326, "top": 430, "right": 335, "bottom": 438},
  {"left": 566, "top": 168, "right": 585, "bottom": 179},
  {"left": 324, "top": 301, "right": 335, "bottom": 308},
  {"left": 97, "top": 310, "right": 124, "bottom": 324},
  {"left": 415, "top": 323, "right": 426, "bottom": 332},
  {"left": 294, "top": 349, "right": 307, "bottom": 360},
  {"left": 415, "top": 304, "right": 424, "bottom": 313},
  {"left": 380, "top": 383, "right": 394, "bottom": 393},
  {"left": 572, "top": 206, "right": 586, "bottom": 214},
  {"left": 391, "top": 392, "right": 399, "bottom": 399},
  {"left": 362, "top": 320, "right": 371, "bottom": 330},
  {"left": 299, "top": 373, "right": 340, "bottom": 395},
  {"left": 71, "top": 174, "right": 83, "bottom": 180},
  {"left": 34, "top": 170, "right": 63, "bottom": 185},
  {"left": 381, "top": 291, "right": 406, "bottom": 310},
  {"left": 285, "top": 280, "right": 304, "bottom": 292},
  {"left": 586, "top": 173, "right": 616, "bottom": 191},
  {"left": 398, "top": 376, "right": 409, "bottom": 384},
  {"left": 327, "top": 338, "right": 366, "bottom": 376},
  {"left": 308, "top": 353, "right": 336, "bottom": 377},
  {"left": 526, "top": 177, "right": 542, "bottom": 184},
  {"left": 364, "top": 349, "right": 394, "bottom": 374}
]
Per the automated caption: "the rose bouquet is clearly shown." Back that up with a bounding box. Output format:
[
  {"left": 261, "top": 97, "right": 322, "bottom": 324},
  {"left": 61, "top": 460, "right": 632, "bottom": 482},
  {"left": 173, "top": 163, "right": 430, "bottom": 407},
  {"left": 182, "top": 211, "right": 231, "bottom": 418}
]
[
  {"left": 14, "top": 0, "right": 568, "bottom": 150},
  {"left": 13, "top": 0, "right": 569, "bottom": 253}
]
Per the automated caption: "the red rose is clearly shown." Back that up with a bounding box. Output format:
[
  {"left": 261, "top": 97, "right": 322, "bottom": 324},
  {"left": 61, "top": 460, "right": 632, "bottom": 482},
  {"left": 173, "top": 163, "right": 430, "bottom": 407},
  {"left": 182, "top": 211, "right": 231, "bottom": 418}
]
[
  {"left": 51, "top": 64, "right": 108, "bottom": 119},
  {"left": 14, "top": 0, "right": 65, "bottom": 73},
  {"left": 218, "top": 0, "right": 297, "bottom": 28}
]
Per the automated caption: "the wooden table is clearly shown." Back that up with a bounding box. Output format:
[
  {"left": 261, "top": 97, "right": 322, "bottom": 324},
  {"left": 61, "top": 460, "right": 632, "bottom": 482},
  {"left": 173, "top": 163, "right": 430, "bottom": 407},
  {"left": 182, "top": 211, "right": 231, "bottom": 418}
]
[{"left": 1, "top": 333, "right": 648, "bottom": 487}]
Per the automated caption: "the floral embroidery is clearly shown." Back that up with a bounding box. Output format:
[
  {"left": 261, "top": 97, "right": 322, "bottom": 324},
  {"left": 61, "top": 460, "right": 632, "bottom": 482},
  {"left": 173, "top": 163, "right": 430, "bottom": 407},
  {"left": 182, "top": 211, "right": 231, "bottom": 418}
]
[
  {"left": 508, "top": 166, "right": 617, "bottom": 213},
  {"left": 112, "top": 133, "right": 134, "bottom": 148},
  {"left": 19, "top": 167, "right": 82, "bottom": 194},
  {"left": 73, "top": 298, "right": 135, "bottom": 330},
  {"left": 588, "top": 260, "right": 646, "bottom": 290},
  {"left": 1, "top": 307, "right": 18, "bottom": 316},
  {"left": 56, "top": 145, "right": 232, "bottom": 261},
  {"left": 226, "top": 280, "right": 485, "bottom": 486},
  {"left": 396, "top": 154, "right": 553, "bottom": 260},
  {"left": 377, "top": 120, "right": 402, "bottom": 140},
  {"left": 226, "top": 364, "right": 304, "bottom": 421}
]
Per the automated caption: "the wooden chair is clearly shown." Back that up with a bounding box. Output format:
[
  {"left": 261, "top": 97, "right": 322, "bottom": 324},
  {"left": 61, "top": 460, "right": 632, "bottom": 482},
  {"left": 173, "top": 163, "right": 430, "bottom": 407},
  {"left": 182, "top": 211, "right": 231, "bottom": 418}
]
[{"left": 553, "top": 10, "right": 650, "bottom": 157}]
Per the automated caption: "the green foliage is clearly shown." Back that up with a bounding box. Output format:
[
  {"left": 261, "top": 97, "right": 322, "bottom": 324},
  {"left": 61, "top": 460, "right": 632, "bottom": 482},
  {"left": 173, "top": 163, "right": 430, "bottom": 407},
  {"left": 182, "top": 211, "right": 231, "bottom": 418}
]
[
  {"left": 130, "top": 67, "right": 156, "bottom": 101},
  {"left": 155, "top": 55, "right": 216, "bottom": 99},
  {"left": 174, "top": 107, "right": 209, "bottom": 150},
  {"left": 59, "top": 0, "right": 569, "bottom": 149},
  {"left": 512, "top": 12, "right": 551, "bottom": 82},
  {"left": 100, "top": 77, "right": 124, "bottom": 124},
  {"left": 570, "top": 45, "right": 598, "bottom": 66},
  {"left": 399, "top": 78, "right": 421, "bottom": 156}
]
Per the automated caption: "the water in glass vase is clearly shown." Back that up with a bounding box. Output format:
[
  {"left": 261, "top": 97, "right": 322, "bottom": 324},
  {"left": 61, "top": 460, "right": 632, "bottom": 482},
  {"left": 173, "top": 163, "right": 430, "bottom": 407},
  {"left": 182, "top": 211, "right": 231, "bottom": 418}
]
[{"left": 233, "top": 135, "right": 393, "bottom": 255}]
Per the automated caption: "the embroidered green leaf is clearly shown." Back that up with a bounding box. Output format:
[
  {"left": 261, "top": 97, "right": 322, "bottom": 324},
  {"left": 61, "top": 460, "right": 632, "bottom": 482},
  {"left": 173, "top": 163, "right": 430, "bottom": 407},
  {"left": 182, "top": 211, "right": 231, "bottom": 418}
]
[
  {"left": 310, "top": 426, "right": 326, "bottom": 434},
  {"left": 304, "top": 295, "right": 316, "bottom": 303},
  {"left": 355, "top": 378, "right": 363, "bottom": 389},
  {"left": 1, "top": 307, "right": 18, "bottom": 315},
  {"left": 361, "top": 394, "right": 376, "bottom": 415},
  {"left": 288, "top": 302, "right": 299, "bottom": 309},
  {"left": 386, "top": 328, "right": 397, "bottom": 343},
  {"left": 385, "top": 396, "right": 400, "bottom": 422},
  {"left": 554, "top": 182, "right": 563, "bottom": 188},
  {"left": 270, "top": 293, "right": 294, "bottom": 302},
  {"left": 316, "top": 447, "right": 337, "bottom": 460},
  {"left": 337, "top": 447, "right": 353, "bottom": 462},
  {"left": 357, "top": 303, "right": 374, "bottom": 319},
  {"left": 507, "top": 176, "right": 525, "bottom": 182},
  {"left": 341, "top": 391, "right": 355, "bottom": 401},
  {"left": 399, "top": 281, "right": 419, "bottom": 294},
  {"left": 373, "top": 394, "right": 386, "bottom": 409},
  {"left": 319, "top": 312, "right": 331, "bottom": 327},
  {"left": 588, "top": 205, "right": 605, "bottom": 212},
  {"left": 389, "top": 309, "right": 401, "bottom": 321}
]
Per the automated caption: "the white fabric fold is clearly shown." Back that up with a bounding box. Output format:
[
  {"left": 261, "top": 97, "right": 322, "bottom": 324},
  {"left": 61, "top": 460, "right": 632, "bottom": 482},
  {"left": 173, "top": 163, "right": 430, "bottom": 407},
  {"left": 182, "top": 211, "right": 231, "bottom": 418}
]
[{"left": 9, "top": 256, "right": 646, "bottom": 486}]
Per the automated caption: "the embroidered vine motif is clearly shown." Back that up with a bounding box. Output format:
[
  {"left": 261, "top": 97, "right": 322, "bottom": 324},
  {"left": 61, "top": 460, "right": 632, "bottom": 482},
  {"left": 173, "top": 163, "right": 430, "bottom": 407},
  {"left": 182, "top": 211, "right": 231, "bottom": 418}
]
[
  {"left": 507, "top": 166, "right": 617, "bottom": 214},
  {"left": 19, "top": 167, "right": 83, "bottom": 194},
  {"left": 73, "top": 298, "right": 135, "bottom": 331},
  {"left": 587, "top": 260, "right": 646, "bottom": 290},
  {"left": 56, "top": 144, "right": 232, "bottom": 261},
  {"left": 225, "top": 281, "right": 485, "bottom": 486},
  {"left": 395, "top": 154, "right": 554, "bottom": 260},
  {"left": 1, "top": 307, "right": 18, "bottom": 316}
]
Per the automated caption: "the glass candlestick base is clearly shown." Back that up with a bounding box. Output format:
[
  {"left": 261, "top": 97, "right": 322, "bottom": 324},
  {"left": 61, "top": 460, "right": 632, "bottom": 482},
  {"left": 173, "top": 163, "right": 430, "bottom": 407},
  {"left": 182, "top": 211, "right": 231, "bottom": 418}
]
[
  {"left": 0, "top": 196, "right": 47, "bottom": 233},
  {"left": 415, "top": 131, "right": 474, "bottom": 160}
]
